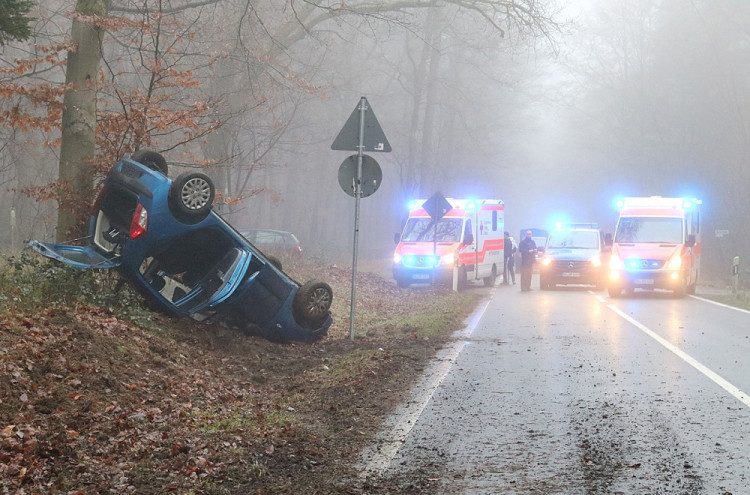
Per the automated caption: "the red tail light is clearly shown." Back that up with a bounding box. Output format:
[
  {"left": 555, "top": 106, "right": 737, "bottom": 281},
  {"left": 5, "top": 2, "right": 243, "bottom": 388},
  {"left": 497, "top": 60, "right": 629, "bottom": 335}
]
[{"left": 129, "top": 204, "right": 148, "bottom": 239}]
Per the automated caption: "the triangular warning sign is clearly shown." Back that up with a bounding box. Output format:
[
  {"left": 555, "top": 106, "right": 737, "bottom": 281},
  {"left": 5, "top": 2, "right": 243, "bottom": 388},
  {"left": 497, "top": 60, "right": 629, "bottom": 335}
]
[{"left": 331, "top": 97, "right": 392, "bottom": 152}]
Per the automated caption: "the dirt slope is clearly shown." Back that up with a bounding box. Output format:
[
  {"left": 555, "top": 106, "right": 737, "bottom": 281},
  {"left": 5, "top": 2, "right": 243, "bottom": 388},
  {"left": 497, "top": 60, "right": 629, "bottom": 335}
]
[{"left": 1, "top": 260, "right": 480, "bottom": 494}]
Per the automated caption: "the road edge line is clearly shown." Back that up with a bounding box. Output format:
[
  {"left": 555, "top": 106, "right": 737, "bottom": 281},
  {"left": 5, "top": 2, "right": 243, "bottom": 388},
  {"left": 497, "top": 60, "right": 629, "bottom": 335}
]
[{"left": 356, "top": 288, "right": 495, "bottom": 478}]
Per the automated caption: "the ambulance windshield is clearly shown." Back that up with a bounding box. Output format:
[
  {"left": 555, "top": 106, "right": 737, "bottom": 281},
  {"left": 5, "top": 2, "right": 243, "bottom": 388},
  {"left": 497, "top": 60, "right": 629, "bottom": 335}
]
[
  {"left": 614, "top": 217, "right": 683, "bottom": 244},
  {"left": 401, "top": 218, "right": 463, "bottom": 242},
  {"left": 547, "top": 230, "right": 600, "bottom": 249}
]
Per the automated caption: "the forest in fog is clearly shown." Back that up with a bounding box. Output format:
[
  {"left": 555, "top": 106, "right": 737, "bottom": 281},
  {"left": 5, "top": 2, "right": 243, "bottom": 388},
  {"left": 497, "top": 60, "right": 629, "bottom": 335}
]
[{"left": 1, "top": 0, "right": 749, "bottom": 282}]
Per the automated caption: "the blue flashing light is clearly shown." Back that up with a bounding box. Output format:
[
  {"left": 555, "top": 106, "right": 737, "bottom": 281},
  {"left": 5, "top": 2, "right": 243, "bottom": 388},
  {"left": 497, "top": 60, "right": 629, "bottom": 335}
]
[
  {"left": 614, "top": 197, "right": 625, "bottom": 209},
  {"left": 408, "top": 200, "right": 421, "bottom": 210},
  {"left": 402, "top": 254, "right": 439, "bottom": 268},
  {"left": 465, "top": 199, "right": 478, "bottom": 211}
]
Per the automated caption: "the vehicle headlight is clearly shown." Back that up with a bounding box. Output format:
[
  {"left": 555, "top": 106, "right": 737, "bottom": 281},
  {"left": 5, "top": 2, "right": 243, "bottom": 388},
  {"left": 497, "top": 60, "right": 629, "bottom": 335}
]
[
  {"left": 393, "top": 253, "right": 403, "bottom": 264},
  {"left": 541, "top": 256, "right": 552, "bottom": 266},
  {"left": 608, "top": 254, "right": 623, "bottom": 270},
  {"left": 667, "top": 253, "right": 682, "bottom": 269},
  {"left": 590, "top": 255, "right": 601, "bottom": 268},
  {"left": 441, "top": 253, "right": 455, "bottom": 265}
]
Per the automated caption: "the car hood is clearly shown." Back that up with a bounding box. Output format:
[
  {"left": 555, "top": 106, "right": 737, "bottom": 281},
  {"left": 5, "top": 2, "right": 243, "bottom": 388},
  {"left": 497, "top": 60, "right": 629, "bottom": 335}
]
[
  {"left": 395, "top": 241, "right": 461, "bottom": 256},
  {"left": 29, "top": 240, "right": 121, "bottom": 269},
  {"left": 544, "top": 247, "right": 600, "bottom": 261}
]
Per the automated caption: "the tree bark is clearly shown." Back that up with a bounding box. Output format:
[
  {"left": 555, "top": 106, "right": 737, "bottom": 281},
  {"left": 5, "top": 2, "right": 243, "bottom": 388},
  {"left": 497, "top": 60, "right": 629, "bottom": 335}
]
[{"left": 56, "top": 0, "right": 110, "bottom": 241}]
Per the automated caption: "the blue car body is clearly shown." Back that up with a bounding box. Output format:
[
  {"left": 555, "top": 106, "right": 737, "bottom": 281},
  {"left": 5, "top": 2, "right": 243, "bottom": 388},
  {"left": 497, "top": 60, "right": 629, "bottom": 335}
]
[{"left": 31, "top": 157, "right": 332, "bottom": 343}]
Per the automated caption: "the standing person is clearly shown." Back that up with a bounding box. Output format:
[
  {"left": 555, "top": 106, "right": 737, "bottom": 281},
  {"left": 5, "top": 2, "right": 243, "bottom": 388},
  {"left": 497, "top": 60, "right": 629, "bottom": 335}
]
[
  {"left": 502, "top": 232, "right": 516, "bottom": 285},
  {"left": 519, "top": 230, "right": 537, "bottom": 291}
]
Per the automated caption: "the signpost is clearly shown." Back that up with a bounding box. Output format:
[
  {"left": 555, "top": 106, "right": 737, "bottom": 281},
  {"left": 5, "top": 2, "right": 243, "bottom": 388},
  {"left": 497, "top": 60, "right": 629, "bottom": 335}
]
[
  {"left": 421, "top": 192, "right": 453, "bottom": 286},
  {"left": 332, "top": 97, "right": 391, "bottom": 340}
]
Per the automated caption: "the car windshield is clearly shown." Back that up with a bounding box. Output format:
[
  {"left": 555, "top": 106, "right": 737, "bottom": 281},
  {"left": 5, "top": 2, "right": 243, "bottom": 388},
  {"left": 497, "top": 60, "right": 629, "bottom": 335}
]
[
  {"left": 546, "top": 230, "right": 600, "bottom": 249},
  {"left": 401, "top": 218, "right": 463, "bottom": 242},
  {"left": 615, "top": 217, "right": 683, "bottom": 243}
]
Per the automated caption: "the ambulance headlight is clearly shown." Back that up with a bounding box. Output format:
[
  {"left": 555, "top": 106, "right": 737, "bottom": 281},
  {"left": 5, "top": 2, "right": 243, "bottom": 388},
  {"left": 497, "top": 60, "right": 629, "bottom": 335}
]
[
  {"left": 441, "top": 253, "right": 455, "bottom": 265},
  {"left": 590, "top": 255, "right": 602, "bottom": 268},
  {"left": 541, "top": 256, "right": 552, "bottom": 266},
  {"left": 393, "top": 253, "right": 403, "bottom": 264},
  {"left": 667, "top": 253, "right": 682, "bottom": 270},
  {"left": 609, "top": 254, "right": 624, "bottom": 270}
]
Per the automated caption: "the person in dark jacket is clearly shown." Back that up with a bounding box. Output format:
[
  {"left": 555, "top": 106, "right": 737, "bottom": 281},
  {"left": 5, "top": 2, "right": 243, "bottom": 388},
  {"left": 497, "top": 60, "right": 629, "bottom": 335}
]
[
  {"left": 502, "top": 231, "right": 516, "bottom": 285},
  {"left": 519, "top": 230, "right": 537, "bottom": 291}
]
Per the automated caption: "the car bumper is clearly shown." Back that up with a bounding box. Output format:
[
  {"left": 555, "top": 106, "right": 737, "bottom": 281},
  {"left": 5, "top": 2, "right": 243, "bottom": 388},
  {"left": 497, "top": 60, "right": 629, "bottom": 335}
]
[
  {"left": 393, "top": 263, "right": 454, "bottom": 284},
  {"left": 607, "top": 269, "right": 687, "bottom": 290}
]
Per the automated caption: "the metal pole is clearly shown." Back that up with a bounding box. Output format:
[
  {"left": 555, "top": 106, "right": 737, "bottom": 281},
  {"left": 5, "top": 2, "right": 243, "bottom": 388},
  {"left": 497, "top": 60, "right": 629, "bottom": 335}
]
[{"left": 349, "top": 97, "right": 367, "bottom": 340}]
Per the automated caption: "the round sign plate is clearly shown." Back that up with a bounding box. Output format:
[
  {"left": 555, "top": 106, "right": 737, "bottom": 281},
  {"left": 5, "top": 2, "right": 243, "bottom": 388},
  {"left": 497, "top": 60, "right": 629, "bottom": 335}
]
[{"left": 338, "top": 154, "right": 382, "bottom": 198}]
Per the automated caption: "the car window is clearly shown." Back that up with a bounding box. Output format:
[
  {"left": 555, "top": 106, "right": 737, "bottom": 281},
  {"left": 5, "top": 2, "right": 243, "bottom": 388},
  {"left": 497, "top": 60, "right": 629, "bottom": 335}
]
[
  {"left": 547, "top": 230, "right": 600, "bottom": 249},
  {"left": 138, "top": 229, "right": 246, "bottom": 312}
]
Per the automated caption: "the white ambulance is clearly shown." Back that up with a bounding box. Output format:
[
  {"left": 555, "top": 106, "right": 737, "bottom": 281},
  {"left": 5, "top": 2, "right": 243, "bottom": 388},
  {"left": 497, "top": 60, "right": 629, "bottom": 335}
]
[
  {"left": 608, "top": 196, "right": 702, "bottom": 297},
  {"left": 392, "top": 198, "right": 504, "bottom": 290}
]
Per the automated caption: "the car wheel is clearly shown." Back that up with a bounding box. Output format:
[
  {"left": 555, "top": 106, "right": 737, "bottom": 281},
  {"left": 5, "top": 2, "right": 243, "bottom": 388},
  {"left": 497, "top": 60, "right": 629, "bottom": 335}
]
[
  {"left": 293, "top": 280, "right": 333, "bottom": 327},
  {"left": 608, "top": 286, "right": 622, "bottom": 298},
  {"left": 266, "top": 255, "right": 282, "bottom": 271},
  {"left": 131, "top": 149, "right": 168, "bottom": 176},
  {"left": 483, "top": 265, "right": 497, "bottom": 287},
  {"left": 169, "top": 172, "right": 215, "bottom": 219}
]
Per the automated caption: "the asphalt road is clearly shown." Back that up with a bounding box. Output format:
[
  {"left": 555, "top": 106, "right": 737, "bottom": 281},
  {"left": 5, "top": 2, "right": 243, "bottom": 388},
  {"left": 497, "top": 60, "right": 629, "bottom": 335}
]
[{"left": 360, "top": 276, "right": 750, "bottom": 494}]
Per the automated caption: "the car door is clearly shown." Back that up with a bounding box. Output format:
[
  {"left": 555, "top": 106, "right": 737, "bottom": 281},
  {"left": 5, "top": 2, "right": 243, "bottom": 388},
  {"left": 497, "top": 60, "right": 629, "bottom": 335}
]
[{"left": 29, "top": 240, "right": 121, "bottom": 269}]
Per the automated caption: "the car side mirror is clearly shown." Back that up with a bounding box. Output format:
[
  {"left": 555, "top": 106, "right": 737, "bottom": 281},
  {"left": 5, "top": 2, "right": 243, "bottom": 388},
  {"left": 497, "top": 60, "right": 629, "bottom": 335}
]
[
  {"left": 605, "top": 233, "right": 613, "bottom": 246},
  {"left": 463, "top": 232, "right": 474, "bottom": 245},
  {"left": 394, "top": 233, "right": 401, "bottom": 245},
  {"left": 537, "top": 246, "right": 545, "bottom": 253},
  {"left": 686, "top": 234, "right": 696, "bottom": 247}
]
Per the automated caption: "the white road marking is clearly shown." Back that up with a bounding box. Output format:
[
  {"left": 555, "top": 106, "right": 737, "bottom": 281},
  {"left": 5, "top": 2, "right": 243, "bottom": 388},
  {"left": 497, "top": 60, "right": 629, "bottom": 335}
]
[
  {"left": 690, "top": 294, "right": 750, "bottom": 314},
  {"left": 602, "top": 298, "right": 750, "bottom": 409},
  {"left": 358, "top": 287, "right": 496, "bottom": 477}
]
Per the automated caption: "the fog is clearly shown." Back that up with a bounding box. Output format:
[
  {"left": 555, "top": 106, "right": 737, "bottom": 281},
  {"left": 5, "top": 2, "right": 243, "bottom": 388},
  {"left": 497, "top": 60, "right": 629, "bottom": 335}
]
[{"left": 1, "top": 0, "right": 747, "bottom": 283}]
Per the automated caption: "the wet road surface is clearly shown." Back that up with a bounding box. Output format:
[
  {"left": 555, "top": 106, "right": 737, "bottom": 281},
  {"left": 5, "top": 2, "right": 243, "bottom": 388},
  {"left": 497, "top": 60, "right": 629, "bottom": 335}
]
[{"left": 360, "top": 277, "right": 750, "bottom": 493}]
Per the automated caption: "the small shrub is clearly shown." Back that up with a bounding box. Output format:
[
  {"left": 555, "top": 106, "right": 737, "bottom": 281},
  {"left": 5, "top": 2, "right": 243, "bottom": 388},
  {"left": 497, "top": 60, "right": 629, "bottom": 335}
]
[{"left": 0, "top": 249, "right": 155, "bottom": 327}]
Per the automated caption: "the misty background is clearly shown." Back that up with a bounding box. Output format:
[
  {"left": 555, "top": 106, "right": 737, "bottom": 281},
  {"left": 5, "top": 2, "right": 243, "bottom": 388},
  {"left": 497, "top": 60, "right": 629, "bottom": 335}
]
[{"left": 1, "top": 0, "right": 747, "bottom": 284}]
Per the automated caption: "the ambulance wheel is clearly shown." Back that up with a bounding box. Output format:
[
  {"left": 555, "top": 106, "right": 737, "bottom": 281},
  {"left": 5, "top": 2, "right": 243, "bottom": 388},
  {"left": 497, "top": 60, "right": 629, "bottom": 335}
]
[
  {"left": 132, "top": 149, "right": 168, "bottom": 176},
  {"left": 169, "top": 172, "right": 215, "bottom": 220},
  {"left": 483, "top": 265, "right": 497, "bottom": 287},
  {"left": 293, "top": 280, "right": 333, "bottom": 327},
  {"left": 608, "top": 286, "right": 622, "bottom": 298},
  {"left": 396, "top": 278, "right": 410, "bottom": 289},
  {"left": 673, "top": 279, "right": 687, "bottom": 298},
  {"left": 457, "top": 266, "right": 467, "bottom": 291}
]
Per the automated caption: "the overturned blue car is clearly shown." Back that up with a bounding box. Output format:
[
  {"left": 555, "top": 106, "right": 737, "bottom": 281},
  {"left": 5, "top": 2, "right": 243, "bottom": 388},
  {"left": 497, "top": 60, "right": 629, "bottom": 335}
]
[{"left": 30, "top": 150, "right": 333, "bottom": 343}]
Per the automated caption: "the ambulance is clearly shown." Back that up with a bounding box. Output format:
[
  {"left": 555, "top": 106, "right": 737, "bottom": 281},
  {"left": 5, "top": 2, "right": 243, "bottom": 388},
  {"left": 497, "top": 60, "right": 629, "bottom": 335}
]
[
  {"left": 607, "top": 196, "right": 701, "bottom": 297},
  {"left": 392, "top": 198, "right": 504, "bottom": 289}
]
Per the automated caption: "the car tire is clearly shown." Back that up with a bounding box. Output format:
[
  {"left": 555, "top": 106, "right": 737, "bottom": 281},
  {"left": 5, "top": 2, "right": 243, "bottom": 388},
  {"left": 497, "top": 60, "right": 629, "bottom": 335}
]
[
  {"left": 266, "top": 255, "right": 283, "bottom": 271},
  {"left": 132, "top": 149, "right": 168, "bottom": 176},
  {"left": 169, "top": 172, "right": 215, "bottom": 220},
  {"left": 293, "top": 280, "right": 333, "bottom": 327},
  {"left": 608, "top": 286, "right": 622, "bottom": 298}
]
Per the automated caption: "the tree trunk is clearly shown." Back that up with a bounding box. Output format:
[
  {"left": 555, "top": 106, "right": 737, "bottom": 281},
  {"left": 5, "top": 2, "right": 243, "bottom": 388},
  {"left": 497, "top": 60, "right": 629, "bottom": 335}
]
[{"left": 56, "top": 0, "right": 110, "bottom": 241}]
